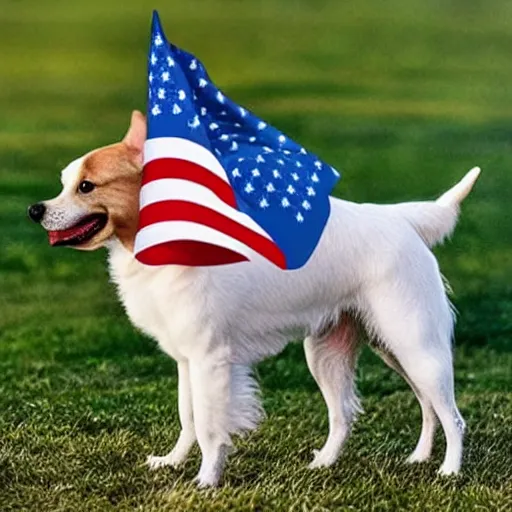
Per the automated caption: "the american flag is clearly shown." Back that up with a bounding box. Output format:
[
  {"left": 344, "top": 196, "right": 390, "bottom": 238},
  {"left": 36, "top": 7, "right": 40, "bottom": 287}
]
[{"left": 134, "top": 11, "right": 340, "bottom": 269}]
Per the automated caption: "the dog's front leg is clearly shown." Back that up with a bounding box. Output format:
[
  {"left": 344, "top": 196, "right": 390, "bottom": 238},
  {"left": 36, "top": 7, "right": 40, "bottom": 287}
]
[
  {"left": 147, "top": 360, "right": 196, "bottom": 469},
  {"left": 189, "top": 356, "right": 232, "bottom": 488}
]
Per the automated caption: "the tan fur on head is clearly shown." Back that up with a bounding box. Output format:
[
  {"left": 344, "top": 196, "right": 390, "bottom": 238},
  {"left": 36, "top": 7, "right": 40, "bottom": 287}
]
[
  {"left": 37, "top": 111, "right": 147, "bottom": 252},
  {"left": 78, "top": 143, "right": 142, "bottom": 251}
]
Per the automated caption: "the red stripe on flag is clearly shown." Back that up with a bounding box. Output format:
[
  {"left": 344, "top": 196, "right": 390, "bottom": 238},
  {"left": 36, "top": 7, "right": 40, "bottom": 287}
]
[
  {"left": 136, "top": 240, "right": 248, "bottom": 267},
  {"left": 137, "top": 200, "right": 287, "bottom": 269},
  {"left": 142, "top": 158, "right": 237, "bottom": 207}
]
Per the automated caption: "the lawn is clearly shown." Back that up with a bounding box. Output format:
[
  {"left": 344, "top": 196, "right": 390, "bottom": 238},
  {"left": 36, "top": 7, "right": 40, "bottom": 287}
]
[{"left": 1, "top": 0, "right": 511, "bottom": 510}]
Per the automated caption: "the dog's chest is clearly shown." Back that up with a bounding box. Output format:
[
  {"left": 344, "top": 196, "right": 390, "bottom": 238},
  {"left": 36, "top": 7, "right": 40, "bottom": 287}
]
[{"left": 107, "top": 244, "right": 203, "bottom": 360}]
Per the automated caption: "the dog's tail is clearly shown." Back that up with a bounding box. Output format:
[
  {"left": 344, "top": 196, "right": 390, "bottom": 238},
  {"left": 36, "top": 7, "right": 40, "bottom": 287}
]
[{"left": 393, "top": 167, "right": 481, "bottom": 248}]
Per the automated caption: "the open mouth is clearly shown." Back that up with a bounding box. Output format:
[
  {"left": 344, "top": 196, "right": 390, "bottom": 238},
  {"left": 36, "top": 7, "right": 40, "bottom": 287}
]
[{"left": 48, "top": 213, "right": 108, "bottom": 247}]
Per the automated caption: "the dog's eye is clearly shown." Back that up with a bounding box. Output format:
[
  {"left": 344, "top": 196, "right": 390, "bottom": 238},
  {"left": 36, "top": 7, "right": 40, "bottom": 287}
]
[{"left": 78, "top": 180, "right": 95, "bottom": 194}]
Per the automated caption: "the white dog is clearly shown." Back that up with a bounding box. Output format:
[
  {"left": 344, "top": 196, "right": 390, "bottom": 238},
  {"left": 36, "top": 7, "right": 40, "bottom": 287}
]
[{"left": 28, "top": 111, "right": 480, "bottom": 487}]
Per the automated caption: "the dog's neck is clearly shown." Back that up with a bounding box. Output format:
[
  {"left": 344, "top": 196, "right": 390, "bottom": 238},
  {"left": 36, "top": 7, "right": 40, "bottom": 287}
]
[
  {"left": 112, "top": 205, "right": 139, "bottom": 254},
  {"left": 105, "top": 237, "right": 135, "bottom": 272},
  {"left": 105, "top": 237, "right": 192, "bottom": 281},
  {"left": 114, "top": 229, "right": 136, "bottom": 253}
]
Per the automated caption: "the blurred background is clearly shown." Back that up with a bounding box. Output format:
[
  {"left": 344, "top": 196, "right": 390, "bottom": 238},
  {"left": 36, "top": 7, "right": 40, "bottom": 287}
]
[
  {"left": 2, "top": 0, "right": 512, "bottom": 292},
  {"left": 1, "top": 1, "right": 511, "bottom": 510}
]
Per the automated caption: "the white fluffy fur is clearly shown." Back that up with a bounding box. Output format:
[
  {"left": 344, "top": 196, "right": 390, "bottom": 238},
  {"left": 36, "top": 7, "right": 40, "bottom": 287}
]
[
  {"left": 106, "top": 168, "right": 479, "bottom": 486},
  {"left": 46, "top": 156, "right": 480, "bottom": 487}
]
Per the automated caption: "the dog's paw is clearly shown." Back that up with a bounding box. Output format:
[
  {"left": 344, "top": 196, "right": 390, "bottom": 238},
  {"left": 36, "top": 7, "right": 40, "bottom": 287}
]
[
  {"left": 194, "top": 472, "right": 220, "bottom": 488},
  {"left": 146, "top": 445, "right": 192, "bottom": 470},
  {"left": 146, "top": 454, "right": 179, "bottom": 470},
  {"left": 406, "top": 450, "right": 430, "bottom": 464},
  {"left": 308, "top": 449, "right": 336, "bottom": 469},
  {"left": 437, "top": 464, "right": 460, "bottom": 476}
]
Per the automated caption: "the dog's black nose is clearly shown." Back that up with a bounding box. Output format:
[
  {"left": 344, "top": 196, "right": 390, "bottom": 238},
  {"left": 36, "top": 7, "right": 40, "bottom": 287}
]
[{"left": 28, "top": 203, "right": 46, "bottom": 223}]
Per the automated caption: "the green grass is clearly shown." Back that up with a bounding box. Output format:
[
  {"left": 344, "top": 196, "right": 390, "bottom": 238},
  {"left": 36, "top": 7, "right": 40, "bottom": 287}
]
[{"left": 1, "top": 0, "right": 511, "bottom": 510}]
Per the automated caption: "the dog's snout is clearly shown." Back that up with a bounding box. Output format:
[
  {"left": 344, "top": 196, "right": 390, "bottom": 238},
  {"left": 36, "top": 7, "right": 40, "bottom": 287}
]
[{"left": 28, "top": 203, "right": 46, "bottom": 223}]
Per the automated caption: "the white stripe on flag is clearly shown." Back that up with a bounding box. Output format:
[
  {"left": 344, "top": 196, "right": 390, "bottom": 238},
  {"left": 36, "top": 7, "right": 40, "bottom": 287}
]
[
  {"left": 144, "top": 137, "right": 229, "bottom": 183},
  {"left": 134, "top": 220, "right": 261, "bottom": 262},
  {"left": 139, "top": 178, "right": 272, "bottom": 239}
]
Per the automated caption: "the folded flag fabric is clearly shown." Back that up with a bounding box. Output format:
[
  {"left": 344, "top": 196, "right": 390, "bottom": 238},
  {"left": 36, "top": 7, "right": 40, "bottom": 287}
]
[{"left": 134, "top": 11, "right": 341, "bottom": 270}]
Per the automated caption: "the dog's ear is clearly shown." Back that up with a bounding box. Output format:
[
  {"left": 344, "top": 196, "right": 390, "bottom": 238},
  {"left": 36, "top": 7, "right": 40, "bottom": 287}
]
[{"left": 123, "top": 110, "right": 146, "bottom": 166}]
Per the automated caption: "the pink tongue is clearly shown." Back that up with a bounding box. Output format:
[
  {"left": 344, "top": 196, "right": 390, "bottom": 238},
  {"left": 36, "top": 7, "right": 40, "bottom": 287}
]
[{"left": 48, "top": 218, "right": 97, "bottom": 245}]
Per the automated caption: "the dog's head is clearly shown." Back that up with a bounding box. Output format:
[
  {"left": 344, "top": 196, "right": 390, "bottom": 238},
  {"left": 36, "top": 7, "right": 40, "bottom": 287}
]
[{"left": 28, "top": 111, "right": 146, "bottom": 251}]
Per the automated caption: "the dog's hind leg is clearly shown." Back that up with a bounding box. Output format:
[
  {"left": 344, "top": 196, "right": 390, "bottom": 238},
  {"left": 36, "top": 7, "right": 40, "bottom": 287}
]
[
  {"left": 365, "top": 264, "right": 465, "bottom": 475},
  {"left": 305, "top": 314, "right": 362, "bottom": 469},
  {"left": 372, "top": 347, "right": 437, "bottom": 463},
  {"left": 147, "top": 360, "right": 196, "bottom": 469}
]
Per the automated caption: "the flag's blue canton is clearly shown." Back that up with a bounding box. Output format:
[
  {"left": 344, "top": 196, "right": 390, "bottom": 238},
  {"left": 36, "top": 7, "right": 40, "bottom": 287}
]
[{"left": 147, "top": 11, "right": 341, "bottom": 269}]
